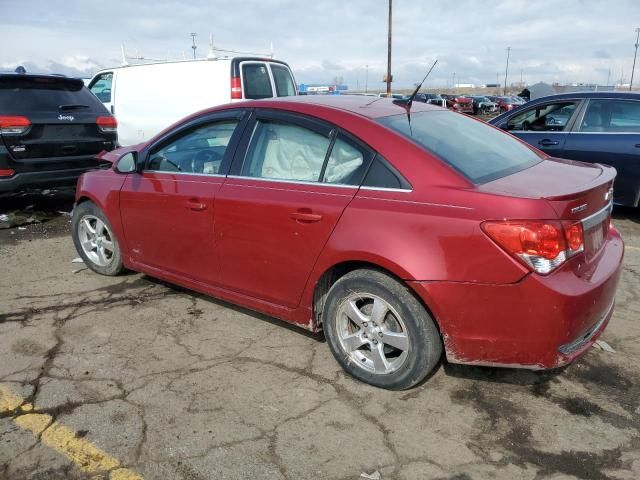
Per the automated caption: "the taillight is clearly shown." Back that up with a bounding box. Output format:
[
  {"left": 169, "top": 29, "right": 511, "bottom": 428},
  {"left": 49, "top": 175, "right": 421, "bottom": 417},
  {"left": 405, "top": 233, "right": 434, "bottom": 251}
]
[
  {"left": 482, "top": 220, "right": 584, "bottom": 275},
  {"left": 0, "top": 116, "right": 31, "bottom": 135},
  {"left": 96, "top": 116, "right": 117, "bottom": 133},
  {"left": 230, "top": 76, "right": 242, "bottom": 99},
  {"left": 0, "top": 168, "right": 16, "bottom": 177}
]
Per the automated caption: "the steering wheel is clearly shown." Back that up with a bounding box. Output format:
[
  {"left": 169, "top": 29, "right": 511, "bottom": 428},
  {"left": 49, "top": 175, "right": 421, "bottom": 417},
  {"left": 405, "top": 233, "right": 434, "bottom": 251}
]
[{"left": 191, "top": 149, "right": 222, "bottom": 174}]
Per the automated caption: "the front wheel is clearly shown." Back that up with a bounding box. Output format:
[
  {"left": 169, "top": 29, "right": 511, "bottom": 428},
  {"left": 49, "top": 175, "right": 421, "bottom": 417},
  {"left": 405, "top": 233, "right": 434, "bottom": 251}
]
[
  {"left": 322, "top": 269, "right": 443, "bottom": 390},
  {"left": 71, "top": 201, "right": 124, "bottom": 276}
]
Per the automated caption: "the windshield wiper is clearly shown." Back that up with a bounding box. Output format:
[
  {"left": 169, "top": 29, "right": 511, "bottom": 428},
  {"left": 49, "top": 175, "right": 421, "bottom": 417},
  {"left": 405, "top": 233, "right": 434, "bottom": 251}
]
[
  {"left": 58, "top": 104, "right": 89, "bottom": 111},
  {"left": 392, "top": 59, "right": 438, "bottom": 133}
]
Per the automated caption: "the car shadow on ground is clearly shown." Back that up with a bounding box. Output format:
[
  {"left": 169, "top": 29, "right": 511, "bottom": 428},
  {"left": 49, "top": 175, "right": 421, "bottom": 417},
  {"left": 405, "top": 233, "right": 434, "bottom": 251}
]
[
  {"left": 141, "top": 274, "right": 327, "bottom": 342},
  {"left": 613, "top": 205, "right": 640, "bottom": 224}
]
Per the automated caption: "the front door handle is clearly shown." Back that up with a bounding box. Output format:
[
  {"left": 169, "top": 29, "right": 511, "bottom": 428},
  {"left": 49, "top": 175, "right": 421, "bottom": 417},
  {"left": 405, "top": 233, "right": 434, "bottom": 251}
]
[
  {"left": 185, "top": 199, "right": 207, "bottom": 211},
  {"left": 290, "top": 210, "right": 322, "bottom": 223},
  {"left": 538, "top": 139, "right": 560, "bottom": 147}
]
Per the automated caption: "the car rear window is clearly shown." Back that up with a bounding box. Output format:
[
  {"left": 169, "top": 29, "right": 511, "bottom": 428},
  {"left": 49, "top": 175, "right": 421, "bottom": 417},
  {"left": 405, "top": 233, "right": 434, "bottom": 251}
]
[
  {"left": 379, "top": 110, "right": 542, "bottom": 184},
  {"left": 271, "top": 65, "right": 296, "bottom": 97},
  {"left": 0, "top": 76, "right": 104, "bottom": 113},
  {"left": 242, "top": 63, "right": 273, "bottom": 99}
]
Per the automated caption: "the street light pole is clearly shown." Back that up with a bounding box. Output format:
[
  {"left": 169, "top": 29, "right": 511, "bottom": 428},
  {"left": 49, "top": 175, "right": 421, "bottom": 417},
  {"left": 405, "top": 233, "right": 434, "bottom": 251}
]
[
  {"left": 630, "top": 28, "right": 640, "bottom": 91},
  {"left": 504, "top": 46, "right": 511, "bottom": 95},
  {"left": 365, "top": 65, "right": 369, "bottom": 93},
  {"left": 190, "top": 32, "right": 197, "bottom": 59},
  {"left": 386, "top": 0, "right": 392, "bottom": 96}
]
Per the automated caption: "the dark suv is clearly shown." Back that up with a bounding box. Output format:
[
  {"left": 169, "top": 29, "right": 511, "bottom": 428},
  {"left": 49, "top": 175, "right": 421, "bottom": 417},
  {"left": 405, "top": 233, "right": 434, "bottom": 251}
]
[{"left": 0, "top": 73, "right": 117, "bottom": 193}]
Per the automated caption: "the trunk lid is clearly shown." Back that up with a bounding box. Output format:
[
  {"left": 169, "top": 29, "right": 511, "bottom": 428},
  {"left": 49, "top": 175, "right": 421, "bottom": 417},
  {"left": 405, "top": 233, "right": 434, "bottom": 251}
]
[{"left": 479, "top": 157, "right": 615, "bottom": 261}]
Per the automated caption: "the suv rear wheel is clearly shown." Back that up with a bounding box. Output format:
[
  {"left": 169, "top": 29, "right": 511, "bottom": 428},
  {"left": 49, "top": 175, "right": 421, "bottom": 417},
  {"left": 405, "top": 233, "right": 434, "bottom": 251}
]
[
  {"left": 72, "top": 201, "right": 123, "bottom": 276},
  {"left": 322, "top": 269, "right": 443, "bottom": 390}
]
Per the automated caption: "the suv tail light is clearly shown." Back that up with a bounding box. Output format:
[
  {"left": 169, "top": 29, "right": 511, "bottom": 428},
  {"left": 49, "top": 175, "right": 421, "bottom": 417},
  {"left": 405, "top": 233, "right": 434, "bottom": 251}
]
[
  {"left": 0, "top": 116, "right": 31, "bottom": 135},
  {"left": 0, "top": 169, "right": 16, "bottom": 177},
  {"left": 231, "top": 76, "right": 242, "bottom": 99},
  {"left": 96, "top": 116, "right": 117, "bottom": 133},
  {"left": 482, "top": 220, "right": 584, "bottom": 275}
]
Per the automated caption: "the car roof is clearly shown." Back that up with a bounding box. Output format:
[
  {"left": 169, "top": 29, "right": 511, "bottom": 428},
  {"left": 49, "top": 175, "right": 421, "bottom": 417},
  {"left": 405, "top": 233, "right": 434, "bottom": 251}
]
[
  {"left": 0, "top": 73, "right": 84, "bottom": 86},
  {"left": 529, "top": 91, "right": 640, "bottom": 102},
  {"left": 241, "top": 94, "right": 441, "bottom": 119}
]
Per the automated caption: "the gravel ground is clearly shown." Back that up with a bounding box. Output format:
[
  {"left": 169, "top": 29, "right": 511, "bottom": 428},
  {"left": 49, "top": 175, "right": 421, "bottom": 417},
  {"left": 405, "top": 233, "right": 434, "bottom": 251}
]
[{"left": 0, "top": 192, "right": 639, "bottom": 480}]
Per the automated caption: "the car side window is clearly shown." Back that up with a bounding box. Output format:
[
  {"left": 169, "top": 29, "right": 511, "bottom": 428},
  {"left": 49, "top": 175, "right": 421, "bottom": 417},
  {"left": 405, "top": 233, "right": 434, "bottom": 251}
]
[
  {"left": 147, "top": 120, "right": 239, "bottom": 174},
  {"left": 241, "top": 120, "right": 331, "bottom": 182},
  {"left": 322, "top": 136, "right": 366, "bottom": 185},
  {"left": 507, "top": 102, "right": 578, "bottom": 132},
  {"left": 89, "top": 72, "right": 112, "bottom": 103},
  {"left": 362, "top": 155, "right": 411, "bottom": 190},
  {"left": 580, "top": 99, "right": 640, "bottom": 133}
]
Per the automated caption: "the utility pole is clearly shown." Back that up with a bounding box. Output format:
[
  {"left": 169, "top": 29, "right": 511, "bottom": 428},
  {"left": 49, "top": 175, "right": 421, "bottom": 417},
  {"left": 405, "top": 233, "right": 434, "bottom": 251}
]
[
  {"left": 365, "top": 65, "right": 369, "bottom": 93},
  {"left": 190, "top": 32, "right": 197, "bottom": 59},
  {"left": 504, "top": 46, "right": 511, "bottom": 95},
  {"left": 606, "top": 68, "right": 611, "bottom": 86},
  {"left": 386, "top": 0, "right": 392, "bottom": 96},
  {"left": 452, "top": 72, "right": 456, "bottom": 89},
  {"left": 630, "top": 27, "right": 640, "bottom": 90}
]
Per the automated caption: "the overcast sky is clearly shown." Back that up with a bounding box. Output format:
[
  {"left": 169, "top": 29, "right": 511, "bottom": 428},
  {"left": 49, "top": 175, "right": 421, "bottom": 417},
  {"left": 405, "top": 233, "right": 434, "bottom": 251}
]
[{"left": 2, "top": 0, "right": 640, "bottom": 89}]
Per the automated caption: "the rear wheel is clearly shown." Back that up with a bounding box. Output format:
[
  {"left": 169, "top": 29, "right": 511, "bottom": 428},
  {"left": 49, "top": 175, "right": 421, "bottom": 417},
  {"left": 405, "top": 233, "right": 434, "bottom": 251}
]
[
  {"left": 322, "top": 269, "right": 442, "bottom": 390},
  {"left": 72, "top": 201, "right": 124, "bottom": 276}
]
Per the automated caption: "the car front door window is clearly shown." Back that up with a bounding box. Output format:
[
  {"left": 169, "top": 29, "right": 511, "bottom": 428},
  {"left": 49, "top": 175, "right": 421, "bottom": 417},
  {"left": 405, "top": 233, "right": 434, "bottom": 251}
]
[
  {"left": 147, "top": 120, "right": 240, "bottom": 175},
  {"left": 507, "top": 102, "right": 578, "bottom": 132}
]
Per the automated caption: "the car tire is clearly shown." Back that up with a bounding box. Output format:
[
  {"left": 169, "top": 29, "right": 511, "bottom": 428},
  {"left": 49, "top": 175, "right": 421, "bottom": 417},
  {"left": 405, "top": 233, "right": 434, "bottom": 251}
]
[
  {"left": 71, "top": 201, "right": 124, "bottom": 276},
  {"left": 322, "top": 269, "right": 443, "bottom": 390}
]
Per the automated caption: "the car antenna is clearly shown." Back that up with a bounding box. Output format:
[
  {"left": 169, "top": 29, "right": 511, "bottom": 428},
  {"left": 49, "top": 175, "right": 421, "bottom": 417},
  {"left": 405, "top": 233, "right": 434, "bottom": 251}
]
[{"left": 392, "top": 59, "right": 438, "bottom": 129}]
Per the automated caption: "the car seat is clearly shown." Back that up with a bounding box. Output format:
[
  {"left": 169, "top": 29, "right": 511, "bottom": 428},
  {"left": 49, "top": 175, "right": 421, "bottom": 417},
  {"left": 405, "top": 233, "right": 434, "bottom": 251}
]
[{"left": 582, "top": 107, "right": 605, "bottom": 132}]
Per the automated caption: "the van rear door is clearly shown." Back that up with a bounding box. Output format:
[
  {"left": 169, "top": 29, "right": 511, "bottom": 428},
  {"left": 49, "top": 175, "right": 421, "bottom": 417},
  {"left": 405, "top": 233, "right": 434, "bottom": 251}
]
[{"left": 232, "top": 58, "right": 296, "bottom": 100}]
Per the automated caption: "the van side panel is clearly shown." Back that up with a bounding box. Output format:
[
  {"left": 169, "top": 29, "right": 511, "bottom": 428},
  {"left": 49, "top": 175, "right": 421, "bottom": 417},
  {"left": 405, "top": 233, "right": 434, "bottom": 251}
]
[{"left": 114, "top": 61, "right": 230, "bottom": 145}]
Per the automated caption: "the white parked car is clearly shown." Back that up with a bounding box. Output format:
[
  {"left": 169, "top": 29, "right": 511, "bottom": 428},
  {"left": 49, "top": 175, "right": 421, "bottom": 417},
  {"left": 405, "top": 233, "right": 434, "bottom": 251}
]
[{"left": 88, "top": 57, "right": 297, "bottom": 146}]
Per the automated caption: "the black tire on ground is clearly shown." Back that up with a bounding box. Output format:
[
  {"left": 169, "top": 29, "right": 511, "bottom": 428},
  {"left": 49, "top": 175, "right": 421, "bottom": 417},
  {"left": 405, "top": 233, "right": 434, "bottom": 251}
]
[
  {"left": 322, "top": 269, "right": 443, "bottom": 390},
  {"left": 71, "top": 201, "right": 124, "bottom": 276}
]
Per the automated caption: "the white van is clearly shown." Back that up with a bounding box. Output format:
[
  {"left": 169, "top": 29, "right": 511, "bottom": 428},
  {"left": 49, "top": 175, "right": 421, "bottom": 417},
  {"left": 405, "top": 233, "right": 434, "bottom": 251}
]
[{"left": 88, "top": 57, "right": 297, "bottom": 146}]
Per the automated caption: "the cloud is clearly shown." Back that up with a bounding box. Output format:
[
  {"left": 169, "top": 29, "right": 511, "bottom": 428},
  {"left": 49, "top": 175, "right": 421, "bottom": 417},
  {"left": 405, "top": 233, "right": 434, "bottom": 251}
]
[{"left": 1, "top": 0, "right": 639, "bottom": 88}]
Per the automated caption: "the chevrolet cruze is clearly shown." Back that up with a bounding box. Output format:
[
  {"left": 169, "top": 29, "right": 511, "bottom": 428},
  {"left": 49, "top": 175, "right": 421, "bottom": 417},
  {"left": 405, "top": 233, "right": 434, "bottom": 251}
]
[{"left": 72, "top": 96, "right": 624, "bottom": 389}]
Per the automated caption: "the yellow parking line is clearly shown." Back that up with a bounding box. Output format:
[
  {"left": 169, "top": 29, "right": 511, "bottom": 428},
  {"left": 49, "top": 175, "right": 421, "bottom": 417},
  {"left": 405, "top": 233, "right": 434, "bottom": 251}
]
[{"left": 0, "top": 384, "right": 143, "bottom": 480}]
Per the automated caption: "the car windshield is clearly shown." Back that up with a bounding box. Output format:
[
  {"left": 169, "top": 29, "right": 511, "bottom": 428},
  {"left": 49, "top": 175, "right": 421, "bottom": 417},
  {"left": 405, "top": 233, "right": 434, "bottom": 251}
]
[{"left": 378, "top": 110, "right": 542, "bottom": 184}]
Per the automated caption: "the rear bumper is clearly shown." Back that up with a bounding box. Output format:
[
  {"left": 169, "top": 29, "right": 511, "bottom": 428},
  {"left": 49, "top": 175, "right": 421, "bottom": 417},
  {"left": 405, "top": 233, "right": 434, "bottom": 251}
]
[
  {"left": 0, "top": 167, "right": 94, "bottom": 192},
  {"left": 410, "top": 228, "right": 624, "bottom": 369}
]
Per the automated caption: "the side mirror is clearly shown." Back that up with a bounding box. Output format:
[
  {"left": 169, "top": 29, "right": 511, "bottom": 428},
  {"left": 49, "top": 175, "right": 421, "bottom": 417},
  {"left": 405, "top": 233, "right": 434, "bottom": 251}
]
[{"left": 114, "top": 152, "right": 138, "bottom": 174}]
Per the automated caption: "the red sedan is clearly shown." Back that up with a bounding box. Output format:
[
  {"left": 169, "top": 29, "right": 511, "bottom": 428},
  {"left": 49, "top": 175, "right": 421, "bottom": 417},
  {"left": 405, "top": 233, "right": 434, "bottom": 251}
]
[{"left": 72, "top": 96, "right": 623, "bottom": 389}]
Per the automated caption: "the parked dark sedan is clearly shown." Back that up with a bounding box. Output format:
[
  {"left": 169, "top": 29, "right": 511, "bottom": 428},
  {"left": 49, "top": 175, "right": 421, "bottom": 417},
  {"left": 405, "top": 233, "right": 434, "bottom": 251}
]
[{"left": 490, "top": 91, "right": 640, "bottom": 207}]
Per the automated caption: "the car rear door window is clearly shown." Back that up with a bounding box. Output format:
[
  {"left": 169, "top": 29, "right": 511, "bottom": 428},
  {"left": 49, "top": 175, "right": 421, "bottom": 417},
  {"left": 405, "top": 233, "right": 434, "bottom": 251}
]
[
  {"left": 147, "top": 120, "right": 240, "bottom": 174},
  {"left": 242, "top": 63, "right": 273, "bottom": 99},
  {"left": 321, "top": 136, "right": 367, "bottom": 185},
  {"left": 507, "top": 101, "right": 578, "bottom": 132},
  {"left": 580, "top": 99, "right": 640, "bottom": 132},
  {"left": 241, "top": 120, "right": 331, "bottom": 182},
  {"left": 89, "top": 72, "right": 113, "bottom": 103},
  {"left": 270, "top": 65, "right": 296, "bottom": 97}
]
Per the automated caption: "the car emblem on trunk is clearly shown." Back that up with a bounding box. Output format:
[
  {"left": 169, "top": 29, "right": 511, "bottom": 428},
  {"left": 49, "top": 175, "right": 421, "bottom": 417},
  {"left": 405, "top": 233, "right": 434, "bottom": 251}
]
[
  {"left": 605, "top": 188, "right": 613, "bottom": 202},
  {"left": 58, "top": 114, "right": 75, "bottom": 121},
  {"left": 571, "top": 204, "right": 588, "bottom": 214}
]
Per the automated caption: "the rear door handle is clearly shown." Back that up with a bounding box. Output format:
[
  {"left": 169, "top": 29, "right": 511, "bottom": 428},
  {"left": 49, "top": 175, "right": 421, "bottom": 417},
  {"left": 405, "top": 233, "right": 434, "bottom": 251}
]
[
  {"left": 290, "top": 210, "right": 323, "bottom": 223},
  {"left": 538, "top": 139, "right": 560, "bottom": 147},
  {"left": 185, "top": 199, "right": 207, "bottom": 211}
]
